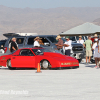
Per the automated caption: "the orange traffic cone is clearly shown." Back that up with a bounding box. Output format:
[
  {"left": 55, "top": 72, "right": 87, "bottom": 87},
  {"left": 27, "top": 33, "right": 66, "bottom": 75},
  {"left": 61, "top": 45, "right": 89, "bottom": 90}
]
[{"left": 36, "top": 63, "right": 42, "bottom": 73}]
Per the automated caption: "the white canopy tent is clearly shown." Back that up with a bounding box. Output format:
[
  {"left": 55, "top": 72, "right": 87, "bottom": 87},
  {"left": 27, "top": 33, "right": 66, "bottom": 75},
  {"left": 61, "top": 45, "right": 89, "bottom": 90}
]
[{"left": 60, "top": 22, "right": 100, "bottom": 36}]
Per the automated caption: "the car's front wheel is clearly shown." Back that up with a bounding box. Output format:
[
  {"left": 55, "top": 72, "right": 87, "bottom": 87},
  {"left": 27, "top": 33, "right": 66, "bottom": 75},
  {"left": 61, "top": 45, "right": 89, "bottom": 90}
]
[
  {"left": 7, "top": 59, "right": 16, "bottom": 70},
  {"left": 41, "top": 60, "right": 51, "bottom": 69}
]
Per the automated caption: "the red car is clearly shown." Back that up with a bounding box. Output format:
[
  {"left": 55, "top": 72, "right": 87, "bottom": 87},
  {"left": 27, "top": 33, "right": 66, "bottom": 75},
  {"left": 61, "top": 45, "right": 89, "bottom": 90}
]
[{"left": 0, "top": 48, "right": 79, "bottom": 70}]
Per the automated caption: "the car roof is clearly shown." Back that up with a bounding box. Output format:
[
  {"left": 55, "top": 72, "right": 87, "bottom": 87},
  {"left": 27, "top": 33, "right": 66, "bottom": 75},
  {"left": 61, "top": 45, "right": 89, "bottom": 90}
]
[
  {"left": 0, "top": 39, "right": 7, "bottom": 42},
  {"left": 20, "top": 47, "right": 44, "bottom": 50},
  {"left": 7, "top": 35, "right": 57, "bottom": 38}
]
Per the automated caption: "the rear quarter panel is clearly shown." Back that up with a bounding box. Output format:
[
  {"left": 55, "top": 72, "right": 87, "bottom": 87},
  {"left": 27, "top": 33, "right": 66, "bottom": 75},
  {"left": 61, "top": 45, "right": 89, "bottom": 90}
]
[{"left": 0, "top": 55, "right": 12, "bottom": 67}]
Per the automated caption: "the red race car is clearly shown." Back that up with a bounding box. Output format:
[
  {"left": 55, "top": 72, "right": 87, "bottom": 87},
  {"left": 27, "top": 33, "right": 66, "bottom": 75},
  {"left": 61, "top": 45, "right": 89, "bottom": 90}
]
[{"left": 0, "top": 48, "right": 79, "bottom": 70}]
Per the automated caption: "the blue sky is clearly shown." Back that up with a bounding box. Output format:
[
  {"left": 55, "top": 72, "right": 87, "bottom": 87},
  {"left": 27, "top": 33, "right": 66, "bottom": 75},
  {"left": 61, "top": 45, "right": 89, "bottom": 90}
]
[{"left": 0, "top": 0, "right": 100, "bottom": 9}]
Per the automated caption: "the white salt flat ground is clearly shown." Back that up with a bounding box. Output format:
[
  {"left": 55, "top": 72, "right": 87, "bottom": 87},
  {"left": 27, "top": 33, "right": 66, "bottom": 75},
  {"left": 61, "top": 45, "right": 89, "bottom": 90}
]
[{"left": 0, "top": 63, "right": 100, "bottom": 100}]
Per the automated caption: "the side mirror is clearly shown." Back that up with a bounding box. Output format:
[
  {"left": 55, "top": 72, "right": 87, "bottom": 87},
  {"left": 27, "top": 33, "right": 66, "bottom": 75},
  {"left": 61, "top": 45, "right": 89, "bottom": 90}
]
[{"left": 44, "top": 42, "right": 50, "bottom": 46}]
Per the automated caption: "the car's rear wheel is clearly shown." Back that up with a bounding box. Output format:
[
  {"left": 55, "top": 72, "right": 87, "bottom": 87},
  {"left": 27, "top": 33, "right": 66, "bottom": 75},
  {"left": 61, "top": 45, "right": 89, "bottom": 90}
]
[
  {"left": 41, "top": 60, "right": 51, "bottom": 70},
  {"left": 7, "top": 59, "right": 16, "bottom": 70}
]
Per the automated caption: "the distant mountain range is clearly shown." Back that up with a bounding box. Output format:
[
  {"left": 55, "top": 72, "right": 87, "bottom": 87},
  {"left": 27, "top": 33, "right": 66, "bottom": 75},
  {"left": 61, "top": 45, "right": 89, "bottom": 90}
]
[{"left": 0, "top": 6, "right": 100, "bottom": 39}]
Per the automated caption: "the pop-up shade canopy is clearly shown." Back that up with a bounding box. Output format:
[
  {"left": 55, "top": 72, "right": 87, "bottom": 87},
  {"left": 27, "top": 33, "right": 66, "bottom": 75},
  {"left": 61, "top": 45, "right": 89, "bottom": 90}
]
[{"left": 60, "top": 22, "right": 100, "bottom": 36}]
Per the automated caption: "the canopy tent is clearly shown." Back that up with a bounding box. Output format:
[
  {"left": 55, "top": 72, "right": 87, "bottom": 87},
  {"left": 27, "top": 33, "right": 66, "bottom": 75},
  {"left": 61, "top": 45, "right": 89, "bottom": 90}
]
[{"left": 60, "top": 22, "right": 100, "bottom": 36}]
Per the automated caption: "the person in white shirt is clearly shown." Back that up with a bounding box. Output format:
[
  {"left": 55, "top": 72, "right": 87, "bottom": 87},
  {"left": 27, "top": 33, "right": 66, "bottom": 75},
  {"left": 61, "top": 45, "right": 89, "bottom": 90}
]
[
  {"left": 92, "top": 35, "right": 99, "bottom": 68},
  {"left": 92, "top": 39, "right": 98, "bottom": 54},
  {"left": 34, "top": 37, "right": 41, "bottom": 47},
  {"left": 64, "top": 36, "right": 72, "bottom": 56},
  {"left": 77, "top": 35, "right": 84, "bottom": 44},
  {"left": 93, "top": 40, "right": 100, "bottom": 68}
]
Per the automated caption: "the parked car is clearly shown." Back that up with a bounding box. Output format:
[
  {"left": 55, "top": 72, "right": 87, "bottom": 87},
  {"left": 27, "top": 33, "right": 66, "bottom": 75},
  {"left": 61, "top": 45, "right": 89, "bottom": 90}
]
[
  {"left": 0, "top": 48, "right": 79, "bottom": 70},
  {"left": 3, "top": 34, "right": 84, "bottom": 62}
]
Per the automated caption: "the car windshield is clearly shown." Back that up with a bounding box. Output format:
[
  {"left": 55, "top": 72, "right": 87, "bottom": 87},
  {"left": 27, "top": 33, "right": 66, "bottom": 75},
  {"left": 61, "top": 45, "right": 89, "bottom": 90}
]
[{"left": 32, "top": 48, "right": 51, "bottom": 55}]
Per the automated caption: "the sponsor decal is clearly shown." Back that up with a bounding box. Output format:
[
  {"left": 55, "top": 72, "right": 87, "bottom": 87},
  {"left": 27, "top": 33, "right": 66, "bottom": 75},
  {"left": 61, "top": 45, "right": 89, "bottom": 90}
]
[
  {"left": 1, "top": 59, "right": 6, "bottom": 60},
  {"left": 73, "top": 62, "right": 79, "bottom": 65},
  {"left": 61, "top": 62, "right": 78, "bottom": 65},
  {"left": 1, "top": 57, "right": 6, "bottom": 60}
]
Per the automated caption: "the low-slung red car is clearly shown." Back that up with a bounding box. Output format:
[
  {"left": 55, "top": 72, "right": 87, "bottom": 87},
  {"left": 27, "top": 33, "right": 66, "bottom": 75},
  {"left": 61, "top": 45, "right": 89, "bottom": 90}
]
[{"left": 0, "top": 48, "right": 79, "bottom": 70}]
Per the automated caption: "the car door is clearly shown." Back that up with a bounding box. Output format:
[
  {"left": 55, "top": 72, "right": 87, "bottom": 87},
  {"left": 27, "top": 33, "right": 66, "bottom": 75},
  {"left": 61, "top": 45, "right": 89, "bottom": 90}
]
[{"left": 11, "top": 49, "right": 36, "bottom": 68}]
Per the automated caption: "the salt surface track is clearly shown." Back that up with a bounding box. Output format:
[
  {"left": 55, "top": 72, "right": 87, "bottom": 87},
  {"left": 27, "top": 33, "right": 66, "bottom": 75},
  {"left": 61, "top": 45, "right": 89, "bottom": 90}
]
[{"left": 0, "top": 63, "right": 100, "bottom": 100}]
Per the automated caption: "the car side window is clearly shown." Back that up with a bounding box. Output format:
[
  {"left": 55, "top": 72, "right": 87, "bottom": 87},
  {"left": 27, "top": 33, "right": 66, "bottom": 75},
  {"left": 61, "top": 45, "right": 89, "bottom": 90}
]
[
  {"left": 16, "top": 38, "right": 24, "bottom": 44},
  {"left": 9, "top": 38, "right": 24, "bottom": 44},
  {"left": 39, "top": 37, "right": 50, "bottom": 46},
  {"left": 47, "top": 36, "right": 56, "bottom": 43},
  {"left": 19, "top": 49, "right": 34, "bottom": 56},
  {"left": 27, "top": 37, "right": 35, "bottom": 45}
]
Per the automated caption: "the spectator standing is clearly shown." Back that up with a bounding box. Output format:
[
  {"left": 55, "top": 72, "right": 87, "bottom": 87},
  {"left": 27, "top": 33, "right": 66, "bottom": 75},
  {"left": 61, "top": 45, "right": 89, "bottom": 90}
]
[
  {"left": 9, "top": 37, "right": 18, "bottom": 53},
  {"left": 77, "top": 35, "right": 84, "bottom": 44},
  {"left": 93, "top": 40, "right": 100, "bottom": 68},
  {"left": 64, "top": 36, "right": 72, "bottom": 56},
  {"left": 94, "top": 34, "right": 98, "bottom": 42},
  {"left": 55, "top": 35, "right": 63, "bottom": 53},
  {"left": 83, "top": 36, "right": 92, "bottom": 64},
  {"left": 34, "top": 37, "right": 41, "bottom": 47},
  {"left": 92, "top": 37, "right": 98, "bottom": 54}
]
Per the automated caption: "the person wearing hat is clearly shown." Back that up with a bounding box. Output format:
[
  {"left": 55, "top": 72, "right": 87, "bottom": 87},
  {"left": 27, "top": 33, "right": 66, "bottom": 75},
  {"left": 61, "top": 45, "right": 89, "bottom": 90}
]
[
  {"left": 92, "top": 34, "right": 98, "bottom": 54},
  {"left": 34, "top": 37, "right": 41, "bottom": 47},
  {"left": 64, "top": 36, "right": 72, "bottom": 56},
  {"left": 55, "top": 35, "right": 63, "bottom": 53},
  {"left": 9, "top": 37, "right": 18, "bottom": 53},
  {"left": 77, "top": 35, "right": 84, "bottom": 44},
  {"left": 94, "top": 34, "right": 98, "bottom": 42}
]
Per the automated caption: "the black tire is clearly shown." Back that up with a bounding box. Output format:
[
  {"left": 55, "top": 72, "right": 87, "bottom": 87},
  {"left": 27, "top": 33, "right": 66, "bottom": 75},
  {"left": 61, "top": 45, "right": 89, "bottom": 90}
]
[
  {"left": 90, "top": 59, "right": 95, "bottom": 63},
  {"left": 7, "top": 59, "right": 16, "bottom": 70},
  {"left": 78, "top": 59, "right": 82, "bottom": 63},
  {"left": 41, "top": 60, "right": 51, "bottom": 70}
]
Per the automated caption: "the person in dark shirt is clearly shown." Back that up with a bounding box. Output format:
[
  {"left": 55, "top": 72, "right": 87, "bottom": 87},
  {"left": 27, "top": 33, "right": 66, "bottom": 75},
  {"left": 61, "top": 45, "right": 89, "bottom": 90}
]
[{"left": 9, "top": 37, "right": 18, "bottom": 53}]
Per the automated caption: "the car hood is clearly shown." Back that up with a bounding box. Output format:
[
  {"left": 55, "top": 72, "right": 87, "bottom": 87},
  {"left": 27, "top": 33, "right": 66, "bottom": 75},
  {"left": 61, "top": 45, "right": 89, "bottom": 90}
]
[
  {"left": 72, "top": 42, "right": 83, "bottom": 46},
  {"left": 43, "top": 52, "right": 76, "bottom": 61}
]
